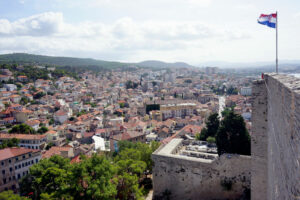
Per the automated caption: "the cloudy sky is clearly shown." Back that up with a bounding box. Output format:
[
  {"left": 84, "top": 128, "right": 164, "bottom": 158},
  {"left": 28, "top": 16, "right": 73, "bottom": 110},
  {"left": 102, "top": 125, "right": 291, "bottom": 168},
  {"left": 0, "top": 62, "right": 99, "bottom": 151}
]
[{"left": 0, "top": 0, "right": 299, "bottom": 64}]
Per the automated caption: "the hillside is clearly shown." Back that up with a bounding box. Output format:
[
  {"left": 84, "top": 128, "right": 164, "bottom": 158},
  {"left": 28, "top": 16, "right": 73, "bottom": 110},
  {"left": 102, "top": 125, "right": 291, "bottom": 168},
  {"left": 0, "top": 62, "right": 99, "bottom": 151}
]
[
  {"left": 0, "top": 53, "right": 127, "bottom": 69},
  {"left": 138, "top": 60, "right": 194, "bottom": 68},
  {"left": 0, "top": 53, "right": 195, "bottom": 70}
]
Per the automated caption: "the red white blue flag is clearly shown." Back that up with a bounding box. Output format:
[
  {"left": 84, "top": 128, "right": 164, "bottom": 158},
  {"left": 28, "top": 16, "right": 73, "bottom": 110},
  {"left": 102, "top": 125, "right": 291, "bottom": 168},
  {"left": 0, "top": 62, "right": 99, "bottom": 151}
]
[{"left": 258, "top": 13, "right": 277, "bottom": 28}]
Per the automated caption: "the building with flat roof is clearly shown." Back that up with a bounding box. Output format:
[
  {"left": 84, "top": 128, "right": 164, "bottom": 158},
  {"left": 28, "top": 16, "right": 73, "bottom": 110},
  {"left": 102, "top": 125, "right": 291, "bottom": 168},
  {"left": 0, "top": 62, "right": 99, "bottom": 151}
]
[
  {"left": 0, "top": 147, "right": 41, "bottom": 192},
  {"left": 152, "top": 138, "right": 251, "bottom": 200}
]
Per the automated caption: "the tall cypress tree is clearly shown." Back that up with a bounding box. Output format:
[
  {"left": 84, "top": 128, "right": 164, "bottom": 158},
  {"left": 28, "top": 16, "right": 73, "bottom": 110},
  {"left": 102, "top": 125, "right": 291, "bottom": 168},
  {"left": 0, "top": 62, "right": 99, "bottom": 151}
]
[{"left": 216, "top": 111, "right": 251, "bottom": 156}]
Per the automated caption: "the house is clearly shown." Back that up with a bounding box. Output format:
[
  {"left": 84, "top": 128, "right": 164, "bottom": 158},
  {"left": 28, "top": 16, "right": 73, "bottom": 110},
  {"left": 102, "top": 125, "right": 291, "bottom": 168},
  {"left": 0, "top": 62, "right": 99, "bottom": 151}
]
[
  {"left": 25, "top": 119, "right": 40, "bottom": 131},
  {"left": 0, "top": 75, "right": 10, "bottom": 82},
  {"left": 17, "top": 76, "right": 28, "bottom": 82},
  {"left": 0, "top": 134, "right": 47, "bottom": 150},
  {"left": 0, "top": 147, "right": 41, "bottom": 192},
  {"left": 4, "top": 84, "right": 17, "bottom": 91},
  {"left": 10, "top": 95, "right": 21, "bottom": 103},
  {"left": 110, "top": 131, "right": 146, "bottom": 151},
  {"left": 54, "top": 110, "right": 68, "bottom": 124},
  {"left": 46, "top": 130, "right": 66, "bottom": 146},
  {"left": 42, "top": 146, "right": 74, "bottom": 159}
]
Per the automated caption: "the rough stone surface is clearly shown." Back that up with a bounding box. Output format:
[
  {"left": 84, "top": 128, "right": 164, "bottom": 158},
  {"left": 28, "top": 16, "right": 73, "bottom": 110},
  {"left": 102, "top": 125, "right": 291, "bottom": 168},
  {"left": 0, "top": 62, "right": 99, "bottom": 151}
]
[
  {"left": 252, "top": 73, "right": 300, "bottom": 200},
  {"left": 152, "top": 139, "right": 251, "bottom": 200}
]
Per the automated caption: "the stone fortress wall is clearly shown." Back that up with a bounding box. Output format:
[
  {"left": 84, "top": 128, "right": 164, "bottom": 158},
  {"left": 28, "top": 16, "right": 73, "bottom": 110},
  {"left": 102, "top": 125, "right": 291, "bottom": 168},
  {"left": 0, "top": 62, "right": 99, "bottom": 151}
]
[
  {"left": 252, "top": 73, "right": 300, "bottom": 200},
  {"left": 152, "top": 139, "right": 251, "bottom": 200}
]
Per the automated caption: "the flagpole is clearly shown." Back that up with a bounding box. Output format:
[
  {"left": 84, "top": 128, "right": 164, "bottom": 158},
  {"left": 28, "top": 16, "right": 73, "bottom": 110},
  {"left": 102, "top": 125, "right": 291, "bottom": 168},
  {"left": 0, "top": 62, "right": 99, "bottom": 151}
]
[{"left": 276, "top": 11, "right": 278, "bottom": 73}]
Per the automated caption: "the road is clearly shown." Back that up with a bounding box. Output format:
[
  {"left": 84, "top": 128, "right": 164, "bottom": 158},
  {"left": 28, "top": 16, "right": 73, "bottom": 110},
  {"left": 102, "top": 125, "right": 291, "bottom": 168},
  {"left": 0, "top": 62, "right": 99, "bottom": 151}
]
[{"left": 218, "top": 96, "right": 225, "bottom": 117}]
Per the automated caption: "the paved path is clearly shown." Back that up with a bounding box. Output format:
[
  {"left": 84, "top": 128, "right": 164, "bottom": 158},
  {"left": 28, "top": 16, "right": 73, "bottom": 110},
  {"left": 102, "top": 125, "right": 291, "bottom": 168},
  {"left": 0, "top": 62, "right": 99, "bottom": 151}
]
[{"left": 145, "top": 190, "right": 153, "bottom": 200}]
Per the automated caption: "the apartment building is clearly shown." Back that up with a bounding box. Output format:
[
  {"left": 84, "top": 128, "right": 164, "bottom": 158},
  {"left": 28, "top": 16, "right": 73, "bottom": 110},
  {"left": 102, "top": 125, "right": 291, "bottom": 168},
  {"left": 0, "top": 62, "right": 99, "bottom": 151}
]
[
  {"left": 0, "top": 147, "right": 41, "bottom": 192},
  {"left": 0, "top": 134, "right": 47, "bottom": 150}
]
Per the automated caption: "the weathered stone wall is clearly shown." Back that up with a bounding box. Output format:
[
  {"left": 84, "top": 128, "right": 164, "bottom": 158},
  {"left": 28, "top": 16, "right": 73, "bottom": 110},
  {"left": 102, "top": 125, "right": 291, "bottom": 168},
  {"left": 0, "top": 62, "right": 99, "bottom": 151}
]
[
  {"left": 251, "top": 79, "right": 268, "bottom": 200},
  {"left": 252, "top": 73, "right": 300, "bottom": 200},
  {"left": 152, "top": 140, "right": 251, "bottom": 200}
]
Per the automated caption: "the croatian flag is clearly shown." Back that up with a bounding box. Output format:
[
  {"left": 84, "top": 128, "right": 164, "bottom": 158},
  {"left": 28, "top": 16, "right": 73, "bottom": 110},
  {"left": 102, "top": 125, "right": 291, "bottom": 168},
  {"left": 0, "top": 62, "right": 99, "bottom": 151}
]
[{"left": 258, "top": 13, "right": 277, "bottom": 28}]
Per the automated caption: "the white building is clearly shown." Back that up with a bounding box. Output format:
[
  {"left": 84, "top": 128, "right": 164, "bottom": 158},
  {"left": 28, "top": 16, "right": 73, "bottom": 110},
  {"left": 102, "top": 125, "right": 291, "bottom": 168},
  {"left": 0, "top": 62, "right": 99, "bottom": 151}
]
[
  {"left": 0, "top": 147, "right": 42, "bottom": 192},
  {"left": 240, "top": 87, "right": 252, "bottom": 96}
]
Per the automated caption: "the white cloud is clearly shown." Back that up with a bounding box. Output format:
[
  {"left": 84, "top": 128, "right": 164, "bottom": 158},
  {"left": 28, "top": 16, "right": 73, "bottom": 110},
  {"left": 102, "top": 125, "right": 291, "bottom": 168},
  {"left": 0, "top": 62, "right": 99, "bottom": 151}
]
[
  {"left": 0, "top": 12, "right": 250, "bottom": 63},
  {"left": 0, "top": 12, "right": 63, "bottom": 36}
]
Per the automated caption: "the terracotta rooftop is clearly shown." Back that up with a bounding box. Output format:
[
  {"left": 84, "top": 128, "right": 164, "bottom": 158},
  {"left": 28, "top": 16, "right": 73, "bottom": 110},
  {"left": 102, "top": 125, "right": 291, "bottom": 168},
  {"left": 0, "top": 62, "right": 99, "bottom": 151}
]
[
  {"left": 0, "top": 133, "right": 46, "bottom": 140},
  {"left": 42, "top": 146, "right": 72, "bottom": 159},
  {"left": 0, "top": 147, "right": 40, "bottom": 161}
]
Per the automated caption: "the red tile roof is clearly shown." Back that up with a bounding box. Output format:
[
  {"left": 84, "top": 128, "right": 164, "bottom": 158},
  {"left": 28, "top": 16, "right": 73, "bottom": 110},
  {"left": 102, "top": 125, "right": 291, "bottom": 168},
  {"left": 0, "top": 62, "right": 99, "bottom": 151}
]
[
  {"left": 0, "top": 147, "right": 40, "bottom": 161},
  {"left": 42, "top": 146, "right": 72, "bottom": 159},
  {"left": 0, "top": 133, "right": 46, "bottom": 140}
]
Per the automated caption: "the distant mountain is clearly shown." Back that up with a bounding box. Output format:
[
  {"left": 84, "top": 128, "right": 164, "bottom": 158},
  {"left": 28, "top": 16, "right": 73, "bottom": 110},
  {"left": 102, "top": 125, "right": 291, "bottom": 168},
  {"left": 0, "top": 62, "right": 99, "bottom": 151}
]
[
  {"left": 138, "top": 60, "right": 195, "bottom": 68},
  {"left": 0, "top": 53, "right": 128, "bottom": 69},
  {"left": 0, "top": 53, "right": 195, "bottom": 70}
]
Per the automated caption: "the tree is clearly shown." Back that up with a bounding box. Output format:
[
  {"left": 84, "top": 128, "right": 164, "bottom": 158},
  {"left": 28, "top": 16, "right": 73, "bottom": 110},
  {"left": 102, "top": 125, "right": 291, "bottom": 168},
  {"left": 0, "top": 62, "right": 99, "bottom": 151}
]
[
  {"left": 206, "top": 136, "right": 216, "bottom": 144},
  {"left": 0, "top": 138, "right": 19, "bottom": 149},
  {"left": 199, "top": 113, "right": 219, "bottom": 140},
  {"left": 0, "top": 190, "right": 28, "bottom": 200},
  {"left": 37, "top": 127, "right": 48, "bottom": 134},
  {"left": 125, "top": 80, "right": 138, "bottom": 89},
  {"left": 9, "top": 124, "right": 36, "bottom": 134},
  {"left": 226, "top": 86, "right": 238, "bottom": 95},
  {"left": 20, "top": 155, "right": 72, "bottom": 199},
  {"left": 216, "top": 111, "right": 251, "bottom": 156},
  {"left": 33, "top": 92, "right": 45, "bottom": 99},
  {"left": 69, "top": 155, "right": 117, "bottom": 200}
]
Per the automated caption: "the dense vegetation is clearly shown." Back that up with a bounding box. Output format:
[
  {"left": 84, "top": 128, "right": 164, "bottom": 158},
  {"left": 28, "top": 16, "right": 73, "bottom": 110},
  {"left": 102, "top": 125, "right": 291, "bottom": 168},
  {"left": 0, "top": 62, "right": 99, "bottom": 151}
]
[
  {"left": 0, "top": 190, "right": 28, "bottom": 200},
  {"left": 15, "top": 141, "right": 160, "bottom": 200},
  {"left": 0, "top": 138, "right": 19, "bottom": 149},
  {"left": 9, "top": 124, "right": 36, "bottom": 134},
  {"left": 0, "top": 64, "right": 79, "bottom": 81},
  {"left": 197, "top": 110, "right": 251, "bottom": 156},
  {"left": 0, "top": 53, "right": 125, "bottom": 69},
  {"left": 216, "top": 110, "right": 251, "bottom": 155},
  {"left": 197, "top": 113, "right": 219, "bottom": 141},
  {"left": 125, "top": 80, "right": 139, "bottom": 89}
]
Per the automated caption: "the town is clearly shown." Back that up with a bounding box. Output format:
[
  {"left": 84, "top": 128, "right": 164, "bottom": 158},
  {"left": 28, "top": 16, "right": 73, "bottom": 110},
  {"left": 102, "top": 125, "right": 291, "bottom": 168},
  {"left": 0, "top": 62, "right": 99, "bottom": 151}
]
[{"left": 0, "top": 59, "right": 255, "bottom": 199}]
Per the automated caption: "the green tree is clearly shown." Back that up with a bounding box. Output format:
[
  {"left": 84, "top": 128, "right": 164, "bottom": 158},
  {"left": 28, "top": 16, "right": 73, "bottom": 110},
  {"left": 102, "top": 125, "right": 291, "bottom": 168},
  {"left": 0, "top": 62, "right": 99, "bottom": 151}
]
[
  {"left": 20, "top": 155, "right": 71, "bottom": 199},
  {"left": 69, "top": 155, "right": 117, "bottom": 200},
  {"left": 216, "top": 111, "right": 251, "bottom": 155},
  {"left": 226, "top": 86, "right": 238, "bottom": 95},
  {"left": 206, "top": 136, "right": 216, "bottom": 144},
  {"left": 199, "top": 113, "right": 219, "bottom": 140},
  {"left": 0, "top": 190, "right": 28, "bottom": 200},
  {"left": 33, "top": 92, "right": 45, "bottom": 99},
  {"left": 0, "top": 138, "right": 19, "bottom": 149},
  {"left": 9, "top": 124, "right": 36, "bottom": 134},
  {"left": 37, "top": 127, "right": 48, "bottom": 134}
]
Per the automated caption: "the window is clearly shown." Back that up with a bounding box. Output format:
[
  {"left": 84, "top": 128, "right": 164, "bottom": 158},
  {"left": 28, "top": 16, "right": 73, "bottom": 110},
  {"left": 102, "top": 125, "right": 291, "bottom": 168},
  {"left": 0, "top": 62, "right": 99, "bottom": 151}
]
[
  {"left": 22, "top": 163, "right": 24, "bottom": 167},
  {"left": 15, "top": 166, "right": 17, "bottom": 170},
  {"left": 9, "top": 167, "right": 12, "bottom": 172},
  {"left": 8, "top": 159, "right": 11, "bottom": 163},
  {"left": 36, "top": 159, "right": 38, "bottom": 163},
  {"left": 17, "top": 174, "right": 20, "bottom": 179},
  {"left": 18, "top": 164, "right": 21, "bottom": 168},
  {"left": 1, "top": 161, "right": 4, "bottom": 166},
  {"left": 3, "top": 178, "right": 6, "bottom": 184},
  {"left": 22, "top": 155, "right": 25, "bottom": 159},
  {"left": 2, "top": 170, "right": 5, "bottom": 175},
  {"left": 31, "top": 160, "right": 34, "bottom": 164},
  {"left": 15, "top": 157, "right": 18, "bottom": 161}
]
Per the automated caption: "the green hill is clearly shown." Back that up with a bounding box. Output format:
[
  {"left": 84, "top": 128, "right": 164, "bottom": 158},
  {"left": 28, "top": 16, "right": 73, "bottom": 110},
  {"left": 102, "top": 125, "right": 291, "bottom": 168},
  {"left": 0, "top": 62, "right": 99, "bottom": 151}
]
[{"left": 0, "top": 53, "right": 128, "bottom": 69}]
